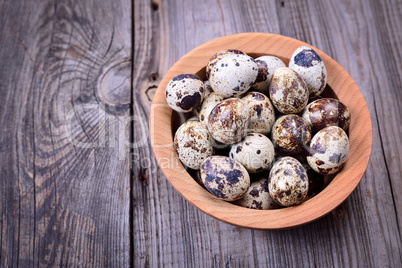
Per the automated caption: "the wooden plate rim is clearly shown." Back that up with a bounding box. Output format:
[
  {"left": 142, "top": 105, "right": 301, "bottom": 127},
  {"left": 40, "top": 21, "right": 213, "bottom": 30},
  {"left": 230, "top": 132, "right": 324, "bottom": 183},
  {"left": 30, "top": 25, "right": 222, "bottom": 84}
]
[{"left": 150, "top": 33, "right": 372, "bottom": 229}]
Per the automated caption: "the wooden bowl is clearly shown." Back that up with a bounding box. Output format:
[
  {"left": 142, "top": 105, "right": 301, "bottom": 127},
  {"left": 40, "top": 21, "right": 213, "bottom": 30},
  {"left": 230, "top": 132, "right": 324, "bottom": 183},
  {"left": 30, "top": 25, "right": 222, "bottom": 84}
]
[{"left": 150, "top": 33, "right": 372, "bottom": 229}]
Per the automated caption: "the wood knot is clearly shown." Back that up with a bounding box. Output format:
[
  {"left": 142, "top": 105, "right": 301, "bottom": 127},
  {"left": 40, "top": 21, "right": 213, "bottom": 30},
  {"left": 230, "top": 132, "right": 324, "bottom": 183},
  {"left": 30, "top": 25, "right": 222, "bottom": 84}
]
[
  {"left": 96, "top": 59, "right": 131, "bottom": 107},
  {"left": 145, "top": 72, "right": 160, "bottom": 102},
  {"left": 151, "top": 2, "right": 159, "bottom": 11},
  {"left": 149, "top": 72, "right": 159, "bottom": 81}
]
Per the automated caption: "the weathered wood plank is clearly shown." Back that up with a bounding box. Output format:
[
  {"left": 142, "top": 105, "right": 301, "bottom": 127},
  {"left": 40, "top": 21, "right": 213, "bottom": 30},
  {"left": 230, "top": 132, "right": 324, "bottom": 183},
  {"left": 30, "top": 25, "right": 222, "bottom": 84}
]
[
  {"left": 370, "top": 0, "right": 402, "bottom": 231},
  {"left": 0, "top": 0, "right": 131, "bottom": 266},
  {"left": 133, "top": 0, "right": 401, "bottom": 267},
  {"left": 0, "top": 0, "right": 400, "bottom": 266},
  {"left": 275, "top": 0, "right": 402, "bottom": 265}
]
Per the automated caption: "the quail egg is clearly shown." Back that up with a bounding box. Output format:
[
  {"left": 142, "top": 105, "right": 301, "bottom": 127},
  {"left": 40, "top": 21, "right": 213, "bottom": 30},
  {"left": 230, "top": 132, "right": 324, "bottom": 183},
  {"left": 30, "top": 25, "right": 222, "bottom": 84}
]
[
  {"left": 235, "top": 177, "right": 279, "bottom": 210},
  {"left": 268, "top": 156, "right": 309, "bottom": 206},
  {"left": 174, "top": 121, "right": 214, "bottom": 170},
  {"left": 269, "top": 67, "right": 309, "bottom": 114},
  {"left": 229, "top": 133, "right": 275, "bottom": 173},
  {"left": 253, "top": 56, "right": 286, "bottom": 93},
  {"left": 209, "top": 54, "right": 259, "bottom": 98},
  {"left": 208, "top": 98, "right": 251, "bottom": 144},
  {"left": 307, "top": 126, "right": 349, "bottom": 175},
  {"left": 199, "top": 93, "right": 224, "bottom": 127},
  {"left": 165, "top": 74, "right": 205, "bottom": 112},
  {"left": 200, "top": 155, "right": 250, "bottom": 201},
  {"left": 289, "top": 46, "right": 327, "bottom": 98},
  {"left": 302, "top": 98, "right": 351, "bottom": 132},
  {"left": 271, "top": 115, "right": 312, "bottom": 154},
  {"left": 206, "top": 49, "right": 246, "bottom": 78},
  {"left": 241, "top": 91, "right": 275, "bottom": 135}
]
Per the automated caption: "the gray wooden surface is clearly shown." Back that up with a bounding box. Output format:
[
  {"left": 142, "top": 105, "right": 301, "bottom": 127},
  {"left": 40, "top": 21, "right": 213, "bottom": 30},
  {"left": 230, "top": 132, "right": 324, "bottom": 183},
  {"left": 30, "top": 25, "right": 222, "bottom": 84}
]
[{"left": 1, "top": 0, "right": 401, "bottom": 267}]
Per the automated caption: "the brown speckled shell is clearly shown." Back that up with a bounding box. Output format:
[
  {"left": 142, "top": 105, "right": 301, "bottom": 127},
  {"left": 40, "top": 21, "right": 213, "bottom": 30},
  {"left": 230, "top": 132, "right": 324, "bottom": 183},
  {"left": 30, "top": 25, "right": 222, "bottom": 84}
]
[
  {"left": 254, "top": 59, "right": 269, "bottom": 85},
  {"left": 302, "top": 98, "right": 351, "bottom": 133},
  {"left": 269, "top": 67, "right": 309, "bottom": 114},
  {"left": 235, "top": 177, "right": 279, "bottom": 210},
  {"left": 200, "top": 156, "right": 250, "bottom": 201},
  {"left": 199, "top": 93, "right": 224, "bottom": 126},
  {"left": 268, "top": 156, "right": 309, "bottom": 206},
  {"left": 229, "top": 133, "right": 275, "bottom": 173},
  {"left": 174, "top": 121, "right": 214, "bottom": 170},
  {"left": 252, "top": 56, "right": 286, "bottom": 93},
  {"left": 206, "top": 49, "right": 246, "bottom": 79},
  {"left": 289, "top": 46, "right": 327, "bottom": 99},
  {"left": 165, "top": 74, "right": 205, "bottom": 113},
  {"left": 209, "top": 54, "right": 258, "bottom": 98},
  {"left": 208, "top": 98, "right": 251, "bottom": 144},
  {"left": 271, "top": 115, "right": 312, "bottom": 154},
  {"left": 241, "top": 92, "right": 275, "bottom": 135},
  {"left": 307, "top": 126, "right": 349, "bottom": 175}
]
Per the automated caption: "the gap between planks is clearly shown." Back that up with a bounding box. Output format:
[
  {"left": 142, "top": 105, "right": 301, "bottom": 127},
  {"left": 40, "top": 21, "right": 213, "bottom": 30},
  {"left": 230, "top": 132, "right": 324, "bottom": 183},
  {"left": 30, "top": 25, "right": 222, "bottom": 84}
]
[{"left": 130, "top": 1, "right": 136, "bottom": 268}]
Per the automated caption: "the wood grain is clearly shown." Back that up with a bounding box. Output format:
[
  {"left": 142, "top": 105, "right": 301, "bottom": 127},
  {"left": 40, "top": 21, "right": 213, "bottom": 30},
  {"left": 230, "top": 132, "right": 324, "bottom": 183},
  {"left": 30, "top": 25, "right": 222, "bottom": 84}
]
[
  {"left": 0, "top": 0, "right": 131, "bottom": 266},
  {"left": 140, "top": 0, "right": 401, "bottom": 267},
  {"left": 0, "top": 0, "right": 401, "bottom": 266}
]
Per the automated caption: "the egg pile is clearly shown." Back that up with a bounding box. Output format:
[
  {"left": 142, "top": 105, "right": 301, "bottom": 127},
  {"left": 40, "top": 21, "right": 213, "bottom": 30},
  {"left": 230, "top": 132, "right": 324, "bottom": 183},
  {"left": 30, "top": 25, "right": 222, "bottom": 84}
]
[{"left": 166, "top": 47, "right": 351, "bottom": 209}]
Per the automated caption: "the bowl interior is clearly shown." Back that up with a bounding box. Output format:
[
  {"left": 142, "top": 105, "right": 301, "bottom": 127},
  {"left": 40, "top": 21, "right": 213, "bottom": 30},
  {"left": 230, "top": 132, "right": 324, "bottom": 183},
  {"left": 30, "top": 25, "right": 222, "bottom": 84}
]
[{"left": 150, "top": 33, "right": 372, "bottom": 229}]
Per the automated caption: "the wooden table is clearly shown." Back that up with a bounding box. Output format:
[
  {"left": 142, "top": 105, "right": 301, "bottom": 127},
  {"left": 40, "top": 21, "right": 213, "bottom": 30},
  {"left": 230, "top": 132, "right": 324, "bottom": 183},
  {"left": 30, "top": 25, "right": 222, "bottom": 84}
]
[{"left": 0, "top": 0, "right": 401, "bottom": 267}]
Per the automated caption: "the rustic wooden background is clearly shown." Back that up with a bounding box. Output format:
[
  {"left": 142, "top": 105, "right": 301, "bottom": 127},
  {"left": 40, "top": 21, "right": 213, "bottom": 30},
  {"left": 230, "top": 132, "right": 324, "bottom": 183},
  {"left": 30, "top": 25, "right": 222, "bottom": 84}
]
[{"left": 0, "top": 0, "right": 401, "bottom": 267}]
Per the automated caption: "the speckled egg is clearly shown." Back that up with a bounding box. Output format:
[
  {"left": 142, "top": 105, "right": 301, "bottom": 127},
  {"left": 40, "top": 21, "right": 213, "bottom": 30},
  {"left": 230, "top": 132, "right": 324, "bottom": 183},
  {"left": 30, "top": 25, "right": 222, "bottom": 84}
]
[
  {"left": 302, "top": 98, "right": 351, "bottom": 132},
  {"left": 165, "top": 74, "right": 205, "bottom": 112},
  {"left": 268, "top": 156, "right": 309, "bottom": 206},
  {"left": 208, "top": 98, "right": 251, "bottom": 144},
  {"left": 271, "top": 115, "right": 312, "bottom": 154},
  {"left": 269, "top": 67, "right": 309, "bottom": 114},
  {"left": 229, "top": 133, "right": 275, "bottom": 173},
  {"left": 235, "top": 177, "right": 279, "bottom": 210},
  {"left": 307, "top": 126, "right": 349, "bottom": 175},
  {"left": 174, "top": 121, "right": 213, "bottom": 170},
  {"left": 205, "top": 49, "right": 246, "bottom": 79},
  {"left": 200, "top": 156, "right": 250, "bottom": 201},
  {"left": 209, "top": 54, "right": 259, "bottom": 98},
  {"left": 289, "top": 46, "right": 327, "bottom": 98},
  {"left": 199, "top": 93, "right": 224, "bottom": 127},
  {"left": 253, "top": 56, "right": 286, "bottom": 93},
  {"left": 203, "top": 80, "right": 214, "bottom": 98},
  {"left": 241, "top": 91, "right": 275, "bottom": 135}
]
